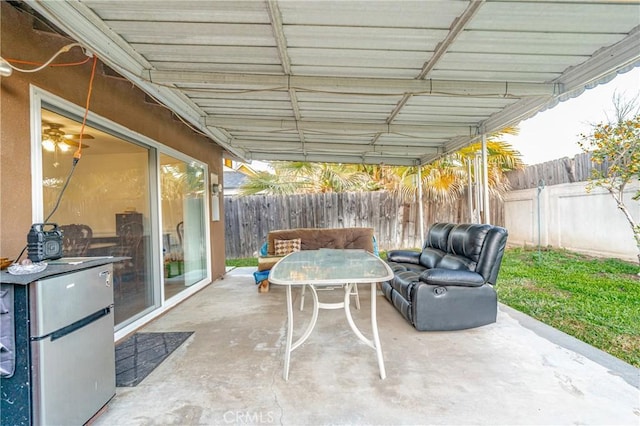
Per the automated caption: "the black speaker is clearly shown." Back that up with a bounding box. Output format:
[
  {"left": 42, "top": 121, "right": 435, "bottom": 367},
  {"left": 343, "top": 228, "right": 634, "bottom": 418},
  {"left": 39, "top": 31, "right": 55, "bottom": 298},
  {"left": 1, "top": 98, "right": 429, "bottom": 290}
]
[{"left": 27, "top": 223, "right": 63, "bottom": 262}]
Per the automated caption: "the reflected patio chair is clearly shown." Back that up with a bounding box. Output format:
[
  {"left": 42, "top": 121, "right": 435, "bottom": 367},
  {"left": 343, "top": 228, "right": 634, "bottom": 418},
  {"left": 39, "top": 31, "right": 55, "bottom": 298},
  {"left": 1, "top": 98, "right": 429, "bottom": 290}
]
[
  {"left": 177, "top": 221, "right": 184, "bottom": 247},
  {"left": 59, "top": 224, "right": 93, "bottom": 257},
  {"left": 166, "top": 221, "right": 184, "bottom": 277},
  {"left": 110, "top": 222, "right": 144, "bottom": 296}
]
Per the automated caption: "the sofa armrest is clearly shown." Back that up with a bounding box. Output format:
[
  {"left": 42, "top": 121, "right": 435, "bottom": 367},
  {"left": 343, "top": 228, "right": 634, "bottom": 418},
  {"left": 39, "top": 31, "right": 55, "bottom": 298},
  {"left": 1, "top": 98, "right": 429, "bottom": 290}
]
[
  {"left": 419, "top": 268, "right": 485, "bottom": 287},
  {"left": 387, "top": 250, "right": 421, "bottom": 264},
  {"left": 258, "top": 256, "right": 283, "bottom": 271}
]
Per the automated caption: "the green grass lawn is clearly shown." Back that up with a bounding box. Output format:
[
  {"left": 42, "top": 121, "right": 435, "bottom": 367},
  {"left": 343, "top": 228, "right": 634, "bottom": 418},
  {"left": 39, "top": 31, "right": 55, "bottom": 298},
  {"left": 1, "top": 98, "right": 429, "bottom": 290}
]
[
  {"left": 497, "top": 247, "right": 640, "bottom": 368},
  {"left": 226, "top": 257, "right": 258, "bottom": 267},
  {"left": 226, "top": 247, "right": 640, "bottom": 367}
]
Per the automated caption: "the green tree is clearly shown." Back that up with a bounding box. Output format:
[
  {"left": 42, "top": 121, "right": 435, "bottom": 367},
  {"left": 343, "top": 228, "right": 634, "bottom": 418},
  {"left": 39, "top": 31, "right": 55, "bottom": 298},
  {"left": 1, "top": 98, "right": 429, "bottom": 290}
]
[
  {"left": 578, "top": 93, "right": 640, "bottom": 265},
  {"left": 238, "top": 161, "right": 371, "bottom": 195},
  {"left": 238, "top": 129, "right": 523, "bottom": 204},
  {"left": 387, "top": 128, "right": 524, "bottom": 203}
]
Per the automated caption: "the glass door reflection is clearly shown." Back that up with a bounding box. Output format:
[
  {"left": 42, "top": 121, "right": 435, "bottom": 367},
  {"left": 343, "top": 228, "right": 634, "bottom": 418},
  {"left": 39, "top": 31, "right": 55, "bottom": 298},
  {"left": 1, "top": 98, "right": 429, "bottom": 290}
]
[
  {"left": 40, "top": 109, "right": 154, "bottom": 326},
  {"left": 160, "top": 154, "right": 207, "bottom": 300}
]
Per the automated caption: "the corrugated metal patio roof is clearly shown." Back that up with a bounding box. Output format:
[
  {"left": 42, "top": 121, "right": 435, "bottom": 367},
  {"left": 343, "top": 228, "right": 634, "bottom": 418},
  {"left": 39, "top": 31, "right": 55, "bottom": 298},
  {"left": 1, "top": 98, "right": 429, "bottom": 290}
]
[{"left": 26, "top": 0, "right": 640, "bottom": 166}]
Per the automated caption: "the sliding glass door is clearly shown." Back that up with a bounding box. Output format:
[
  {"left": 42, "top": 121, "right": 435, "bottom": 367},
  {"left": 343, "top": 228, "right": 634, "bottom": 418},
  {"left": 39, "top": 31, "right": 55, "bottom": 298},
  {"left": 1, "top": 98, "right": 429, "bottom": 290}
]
[
  {"left": 40, "top": 109, "right": 154, "bottom": 325},
  {"left": 35, "top": 92, "right": 211, "bottom": 329},
  {"left": 160, "top": 154, "right": 207, "bottom": 300}
]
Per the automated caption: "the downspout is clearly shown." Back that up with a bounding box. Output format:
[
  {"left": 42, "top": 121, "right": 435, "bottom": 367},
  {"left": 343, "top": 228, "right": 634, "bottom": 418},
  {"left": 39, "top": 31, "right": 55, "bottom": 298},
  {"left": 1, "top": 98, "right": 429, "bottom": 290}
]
[{"left": 481, "top": 132, "right": 490, "bottom": 224}]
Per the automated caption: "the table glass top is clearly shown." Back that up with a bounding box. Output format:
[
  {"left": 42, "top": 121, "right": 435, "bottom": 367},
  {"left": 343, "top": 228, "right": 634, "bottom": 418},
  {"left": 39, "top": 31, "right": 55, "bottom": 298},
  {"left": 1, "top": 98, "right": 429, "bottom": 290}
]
[{"left": 268, "top": 249, "right": 393, "bottom": 285}]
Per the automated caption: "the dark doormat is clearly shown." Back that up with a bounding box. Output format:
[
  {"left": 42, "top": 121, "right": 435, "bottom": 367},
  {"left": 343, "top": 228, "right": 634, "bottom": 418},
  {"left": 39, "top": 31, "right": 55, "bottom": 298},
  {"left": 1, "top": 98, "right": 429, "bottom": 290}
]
[{"left": 115, "top": 331, "right": 193, "bottom": 387}]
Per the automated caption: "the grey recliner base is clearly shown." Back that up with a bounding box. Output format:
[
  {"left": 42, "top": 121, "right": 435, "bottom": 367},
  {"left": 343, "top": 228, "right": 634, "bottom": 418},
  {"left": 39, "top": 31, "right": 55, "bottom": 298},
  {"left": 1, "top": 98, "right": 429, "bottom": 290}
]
[{"left": 382, "top": 279, "right": 497, "bottom": 331}]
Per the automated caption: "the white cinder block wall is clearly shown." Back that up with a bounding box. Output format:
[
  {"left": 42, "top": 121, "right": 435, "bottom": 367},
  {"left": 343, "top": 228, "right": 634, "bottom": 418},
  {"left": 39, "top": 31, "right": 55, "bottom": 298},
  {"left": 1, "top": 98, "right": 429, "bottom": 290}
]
[{"left": 504, "top": 180, "right": 639, "bottom": 262}]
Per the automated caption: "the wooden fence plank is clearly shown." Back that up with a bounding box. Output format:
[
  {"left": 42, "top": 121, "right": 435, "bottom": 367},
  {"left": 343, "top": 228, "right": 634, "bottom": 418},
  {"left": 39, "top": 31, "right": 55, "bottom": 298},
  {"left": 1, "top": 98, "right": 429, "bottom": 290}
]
[{"left": 224, "top": 154, "right": 598, "bottom": 257}]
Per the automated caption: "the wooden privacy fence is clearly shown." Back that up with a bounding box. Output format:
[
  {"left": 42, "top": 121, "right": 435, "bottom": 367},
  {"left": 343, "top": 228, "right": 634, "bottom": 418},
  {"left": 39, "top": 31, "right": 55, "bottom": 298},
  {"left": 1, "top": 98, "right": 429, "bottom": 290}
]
[
  {"left": 224, "top": 152, "right": 600, "bottom": 258},
  {"left": 505, "top": 152, "right": 602, "bottom": 190},
  {"left": 224, "top": 191, "right": 503, "bottom": 258}
]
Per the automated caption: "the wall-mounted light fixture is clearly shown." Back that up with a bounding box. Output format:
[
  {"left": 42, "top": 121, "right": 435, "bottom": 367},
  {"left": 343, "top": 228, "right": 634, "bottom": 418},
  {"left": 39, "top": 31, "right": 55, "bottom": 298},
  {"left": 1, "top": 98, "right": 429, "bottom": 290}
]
[{"left": 211, "top": 173, "right": 221, "bottom": 221}]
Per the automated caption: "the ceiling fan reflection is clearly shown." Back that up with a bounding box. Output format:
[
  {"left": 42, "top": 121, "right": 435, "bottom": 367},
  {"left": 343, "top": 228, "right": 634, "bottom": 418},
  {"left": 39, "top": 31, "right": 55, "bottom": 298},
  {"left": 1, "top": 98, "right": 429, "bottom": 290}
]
[
  {"left": 42, "top": 122, "right": 94, "bottom": 152},
  {"left": 42, "top": 122, "right": 94, "bottom": 167}
]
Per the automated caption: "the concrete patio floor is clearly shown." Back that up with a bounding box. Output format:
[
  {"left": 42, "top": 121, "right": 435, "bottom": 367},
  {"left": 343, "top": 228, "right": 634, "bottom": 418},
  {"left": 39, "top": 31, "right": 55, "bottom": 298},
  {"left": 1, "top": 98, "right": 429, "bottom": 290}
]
[{"left": 94, "top": 267, "right": 639, "bottom": 425}]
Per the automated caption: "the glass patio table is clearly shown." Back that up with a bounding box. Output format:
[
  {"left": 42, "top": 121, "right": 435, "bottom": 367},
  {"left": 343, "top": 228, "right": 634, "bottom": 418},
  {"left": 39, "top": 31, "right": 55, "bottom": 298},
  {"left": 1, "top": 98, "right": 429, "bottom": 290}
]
[{"left": 268, "top": 248, "right": 394, "bottom": 381}]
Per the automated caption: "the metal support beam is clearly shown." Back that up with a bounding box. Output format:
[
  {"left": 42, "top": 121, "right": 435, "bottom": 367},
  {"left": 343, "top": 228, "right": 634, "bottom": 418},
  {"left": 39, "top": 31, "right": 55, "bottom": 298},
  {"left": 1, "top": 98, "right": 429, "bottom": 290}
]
[
  {"left": 149, "top": 71, "right": 559, "bottom": 98},
  {"left": 481, "top": 132, "right": 490, "bottom": 224},
  {"left": 232, "top": 141, "right": 441, "bottom": 154},
  {"left": 250, "top": 151, "right": 419, "bottom": 166},
  {"left": 418, "top": 166, "right": 424, "bottom": 242},
  {"left": 417, "top": 0, "right": 485, "bottom": 79},
  {"left": 467, "top": 158, "right": 474, "bottom": 222},
  {"left": 266, "top": 0, "right": 307, "bottom": 150},
  {"left": 205, "top": 117, "right": 475, "bottom": 136}
]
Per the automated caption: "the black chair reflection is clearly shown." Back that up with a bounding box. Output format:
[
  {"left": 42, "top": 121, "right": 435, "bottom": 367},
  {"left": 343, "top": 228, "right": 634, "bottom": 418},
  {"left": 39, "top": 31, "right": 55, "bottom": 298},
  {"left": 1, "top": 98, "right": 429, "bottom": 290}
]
[
  {"left": 110, "top": 222, "right": 144, "bottom": 296},
  {"left": 59, "top": 224, "right": 93, "bottom": 257},
  {"left": 177, "top": 221, "right": 184, "bottom": 249},
  {"left": 165, "top": 221, "right": 184, "bottom": 278}
]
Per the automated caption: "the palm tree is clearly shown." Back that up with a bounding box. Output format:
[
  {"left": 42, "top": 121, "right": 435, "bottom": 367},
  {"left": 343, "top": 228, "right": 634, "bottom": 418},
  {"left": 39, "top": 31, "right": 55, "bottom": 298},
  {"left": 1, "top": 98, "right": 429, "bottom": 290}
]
[
  {"left": 238, "top": 161, "right": 371, "bottom": 195},
  {"left": 387, "top": 128, "right": 524, "bottom": 203},
  {"left": 238, "top": 129, "right": 524, "bottom": 200}
]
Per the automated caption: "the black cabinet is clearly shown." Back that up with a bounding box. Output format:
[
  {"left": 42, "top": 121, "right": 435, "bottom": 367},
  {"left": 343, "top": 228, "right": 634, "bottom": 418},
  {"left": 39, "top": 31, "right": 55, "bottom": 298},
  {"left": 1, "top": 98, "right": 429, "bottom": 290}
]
[
  {"left": 0, "top": 285, "right": 31, "bottom": 426},
  {"left": 115, "top": 212, "right": 142, "bottom": 236}
]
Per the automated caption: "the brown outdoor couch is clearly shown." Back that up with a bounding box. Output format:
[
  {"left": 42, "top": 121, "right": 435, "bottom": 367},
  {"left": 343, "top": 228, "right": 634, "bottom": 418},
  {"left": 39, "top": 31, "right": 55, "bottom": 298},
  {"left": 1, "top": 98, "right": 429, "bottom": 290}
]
[{"left": 256, "top": 227, "right": 375, "bottom": 292}]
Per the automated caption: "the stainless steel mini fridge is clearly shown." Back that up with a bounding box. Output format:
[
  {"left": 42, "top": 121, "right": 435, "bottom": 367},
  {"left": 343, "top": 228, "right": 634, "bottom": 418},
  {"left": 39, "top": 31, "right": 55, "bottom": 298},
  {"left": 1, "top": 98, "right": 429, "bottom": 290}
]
[{"left": 29, "top": 264, "right": 116, "bottom": 425}]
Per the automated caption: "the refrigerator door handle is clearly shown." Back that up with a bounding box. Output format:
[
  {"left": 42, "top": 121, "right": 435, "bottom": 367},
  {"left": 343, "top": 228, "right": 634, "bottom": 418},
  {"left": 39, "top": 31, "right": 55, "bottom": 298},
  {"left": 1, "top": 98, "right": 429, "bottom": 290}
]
[
  {"left": 99, "top": 270, "right": 112, "bottom": 287},
  {"left": 31, "top": 306, "right": 112, "bottom": 342}
]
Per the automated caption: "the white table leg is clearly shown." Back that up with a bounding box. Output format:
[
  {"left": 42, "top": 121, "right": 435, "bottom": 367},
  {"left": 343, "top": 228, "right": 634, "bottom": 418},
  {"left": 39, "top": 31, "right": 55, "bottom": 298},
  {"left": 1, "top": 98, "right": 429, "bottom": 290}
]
[
  {"left": 283, "top": 285, "right": 293, "bottom": 381},
  {"left": 284, "top": 285, "right": 320, "bottom": 380},
  {"left": 343, "top": 282, "right": 386, "bottom": 379},
  {"left": 370, "top": 282, "right": 386, "bottom": 379},
  {"left": 291, "top": 285, "right": 319, "bottom": 351}
]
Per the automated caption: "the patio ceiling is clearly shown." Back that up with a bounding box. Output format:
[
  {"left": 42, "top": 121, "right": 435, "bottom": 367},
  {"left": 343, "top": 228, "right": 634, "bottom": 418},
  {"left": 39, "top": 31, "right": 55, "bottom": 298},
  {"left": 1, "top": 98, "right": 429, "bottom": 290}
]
[{"left": 25, "top": 1, "right": 640, "bottom": 166}]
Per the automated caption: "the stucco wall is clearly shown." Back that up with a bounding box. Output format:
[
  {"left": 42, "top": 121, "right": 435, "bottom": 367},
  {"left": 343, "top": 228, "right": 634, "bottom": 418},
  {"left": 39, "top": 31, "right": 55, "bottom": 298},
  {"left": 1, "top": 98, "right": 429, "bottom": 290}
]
[
  {"left": 0, "top": 3, "right": 226, "bottom": 279},
  {"left": 505, "top": 180, "right": 639, "bottom": 262}
]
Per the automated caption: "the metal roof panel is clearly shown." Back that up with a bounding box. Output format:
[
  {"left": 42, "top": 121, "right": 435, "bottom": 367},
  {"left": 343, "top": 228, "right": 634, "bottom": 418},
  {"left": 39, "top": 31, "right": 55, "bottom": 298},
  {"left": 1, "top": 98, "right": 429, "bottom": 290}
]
[{"left": 25, "top": 0, "right": 640, "bottom": 166}]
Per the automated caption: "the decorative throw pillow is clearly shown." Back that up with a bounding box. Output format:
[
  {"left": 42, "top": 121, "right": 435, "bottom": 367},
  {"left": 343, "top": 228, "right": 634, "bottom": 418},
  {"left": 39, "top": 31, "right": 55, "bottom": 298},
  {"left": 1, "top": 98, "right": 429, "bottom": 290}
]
[{"left": 274, "top": 238, "right": 301, "bottom": 256}]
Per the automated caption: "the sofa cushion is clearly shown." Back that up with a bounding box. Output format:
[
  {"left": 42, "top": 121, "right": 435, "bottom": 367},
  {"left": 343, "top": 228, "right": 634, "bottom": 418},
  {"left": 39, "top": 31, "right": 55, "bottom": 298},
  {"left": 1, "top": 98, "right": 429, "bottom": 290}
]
[
  {"left": 424, "top": 222, "right": 454, "bottom": 251},
  {"left": 388, "top": 262, "right": 427, "bottom": 274},
  {"left": 438, "top": 253, "right": 476, "bottom": 271},
  {"left": 267, "top": 227, "right": 374, "bottom": 255},
  {"left": 419, "top": 268, "right": 485, "bottom": 287},
  {"left": 387, "top": 249, "right": 420, "bottom": 264},
  {"left": 419, "top": 247, "right": 446, "bottom": 269},
  {"left": 257, "top": 256, "right": 281, "bottom": 272},
  {"left": 274, "top": 238, "right": 301, "bottom": 256},
  {"left": 381, "top": 281, "right": 412, "bottom": 324},
  {"left": 447, "top": 223, "right": 491, "bottom": 263},
  {"left": 389, "top": 271, "right": 420, "bottom": 300}
]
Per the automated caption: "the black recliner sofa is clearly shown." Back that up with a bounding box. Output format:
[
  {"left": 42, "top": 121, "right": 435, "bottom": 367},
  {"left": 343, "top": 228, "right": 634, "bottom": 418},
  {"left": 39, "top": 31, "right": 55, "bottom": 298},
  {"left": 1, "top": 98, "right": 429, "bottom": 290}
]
[{"left": 382, "top": 222, "right": 508, "bottom": 331}]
